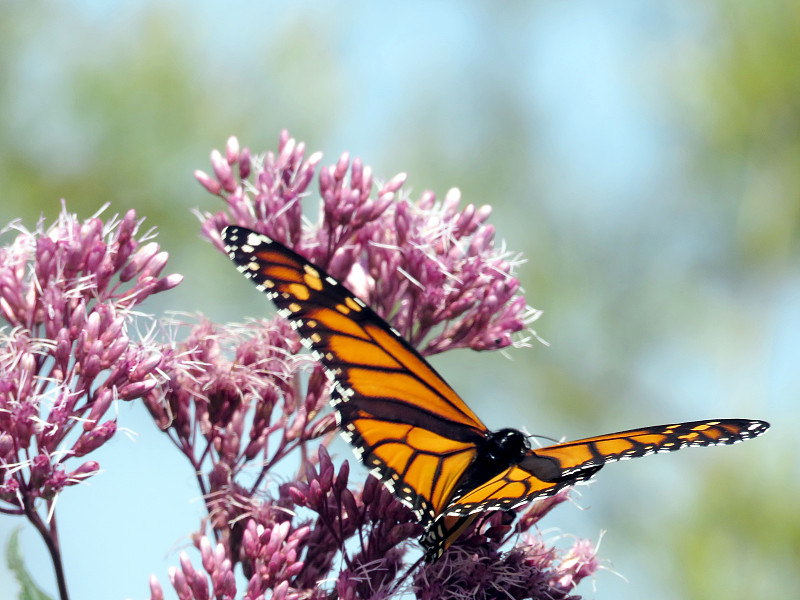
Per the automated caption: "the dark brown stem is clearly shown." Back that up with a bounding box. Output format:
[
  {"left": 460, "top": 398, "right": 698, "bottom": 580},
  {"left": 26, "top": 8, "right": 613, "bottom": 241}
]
[{"left": 24, "top": 498, "right": 70, "bottom": 600}]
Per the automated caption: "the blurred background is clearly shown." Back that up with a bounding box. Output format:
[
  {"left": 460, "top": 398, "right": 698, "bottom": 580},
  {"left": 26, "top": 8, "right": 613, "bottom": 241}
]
[{"left": 0, "top": 1, "right": 797, "bottom": 598}]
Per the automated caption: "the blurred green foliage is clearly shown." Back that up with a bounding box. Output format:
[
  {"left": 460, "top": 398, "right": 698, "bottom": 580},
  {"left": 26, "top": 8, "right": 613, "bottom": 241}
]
[{"left": 681, "top": 0, "right": 800, "bottom": 267}]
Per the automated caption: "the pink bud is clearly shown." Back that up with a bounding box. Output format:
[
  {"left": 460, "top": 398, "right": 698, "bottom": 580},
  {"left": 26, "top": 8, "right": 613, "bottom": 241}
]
[
  {"left": 149, "top": 575, "right": 165, "bottom": 600},
  {"left": 72, "top": 421, "right": 116, "bottom": 456},
  {"left": 199, "top": 536, "right": 215, "bottom": 574},
  {"left": 360, "top": 165, "right": 373, "bottom": 199},
  {"left": 30, "top": 454, "right": 52, "bottom": 488},
  {"left": 131, "top": 353, "right": 163, "bottom": 380},
  {"left": 334, "top": 152, "right": 350, "bottom": 180},
  {"left": 195, "top": 170, "right": 222, "bottom": 195},
  {"left": 67, "top": 461, "right": 101, "bottom": 485},
  {"left": 211, "top": 149, "right": 236, "bottom": 193},
  {"left": 291, "top": 525, "right": 310, "bottom": 543},
  {"left": 226, "top": 136, "right": 240, "bottom": 163},
  {"left": 117, "top": 209, "right": 139, "bottom": 242},
  {"left": 218, "top": 569, "right": 236, "bottom": 598},
  {"left": 99, "top": 314, "right": 126, "bottom": 345},
  {"left": 120, "top": 242, "right": 160, "bottom": 282},
  {"left": 334, "top": 460, "right": 349, "bottom": 492},
  {"left": 83, "top": 311, "right": 102, "bottom": 347},
  {"left": 469, "top": 224, "right": 495, "bottom": 254},
  {"left": 153, "top": 273, "right": 184, "bottom": 293},
  {"left": 118, "top": 378, "right": 158, "bottom": 400},
  {"left": 308, "top": 479, "right": 323, "bottom": 507},
  {"left": 239, "top": 147, "right": 251, "bottom": 179},
  {"left": 267, "top": 551, "right": 283, "bottom": 578},
  {"left": 54, "top": 329, "right": 72, "bottom": 367},
  {"left": 318, "top": 165, "right": 334, "bottom": 193},
  {"left": 361, "top": 473, "right": 378, "bottom": 506},
  {"left": 0, "top": 296, "right": 17, "bottom": 325},
  {"left": 339, "top": 488, "right": 358, "bottom": 520},
  {"left": 243, "top": 435, "right": 266, "bottom": 461},
  {"left": 278, "top": 128, "right": 290, "bottom": 150},
  {"left": 285, "top": 561, "right": 304, "bottom": 579},
  {"left": 287, "top": 486, "right": 307, "bottom": 506},
  {"left": 476, "top": 204, "right": 492, "bottom": 223},
  {"left": 245, "top": 573, "right": 264, "bottom": 598},
  {"left": 273, "top": 580, "right": 289, "bottom": 600},
  {"left": 168, "top": 567, "right": 191, "bottom": 600},
  {"left": 84, "top": 389, "right": 114, "bottom": 430},
  {"left": 84, "top": 242, "right": 106, "bottom": 275},
  {"left": 350, "top": 157, "right": 363, "bottom": 190},
  {"left": 179, "top": 552, "right": 195, "bottom": 579},
  {"left": 103, "top": 336, "right": 130, "bottom": 366},
  {"left": 306, "top": 150, "right": 323, "bottom": 169},
  {"left": 141, "top": 250, "right": 169, "bottom": 279},
  {"left": 443, "top": 188, "right": 461, "bottom": 218},
  {"left": 455, "top": 203, "right": 476, "bottom": 236},
  {"left": 277, "top": 137, "right": 297, "bottom": 170},
  {"left": 0, "top": 432, "right": 13, "bottom": 459},
  {"left": 241, "top": 527, "right": 257, "bottom": 559},
  {"left": 380, "top": 172, "right": 407, "bottom": 195}
]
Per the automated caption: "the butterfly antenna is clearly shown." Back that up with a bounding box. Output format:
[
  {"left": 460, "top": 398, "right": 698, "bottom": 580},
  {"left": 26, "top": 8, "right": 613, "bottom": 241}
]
[{"left": 526, "top": 431, "right": 562, "bottom": 448}]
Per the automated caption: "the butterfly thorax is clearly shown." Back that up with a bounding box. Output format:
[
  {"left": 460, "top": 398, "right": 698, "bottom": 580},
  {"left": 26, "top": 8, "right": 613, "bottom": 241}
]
[
  {"left": 482, "top": 428, "right": 529, "bottom": 463},
  {"left": 450, "top": 428, "right": 529, "bottom": 501}
]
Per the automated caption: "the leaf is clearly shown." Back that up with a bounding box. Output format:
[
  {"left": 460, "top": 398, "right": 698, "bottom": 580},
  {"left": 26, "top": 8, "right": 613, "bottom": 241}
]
[{"left": 5, "top": 528, "right": 54, "bottom": 600}]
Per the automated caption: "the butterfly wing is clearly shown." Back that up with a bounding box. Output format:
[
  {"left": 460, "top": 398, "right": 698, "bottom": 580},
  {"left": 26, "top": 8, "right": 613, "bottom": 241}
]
[
  {"left": 222, "top": 226, "right": 489, "bottom": 523},
  {"left": 422, "top": 418, "right": 769, "bottom": 559}
]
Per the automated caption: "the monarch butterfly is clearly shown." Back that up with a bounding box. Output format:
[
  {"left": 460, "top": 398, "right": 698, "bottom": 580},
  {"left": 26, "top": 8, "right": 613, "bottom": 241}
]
[{"left": 221, "top": 226, "right": 769, "bottom": 561}]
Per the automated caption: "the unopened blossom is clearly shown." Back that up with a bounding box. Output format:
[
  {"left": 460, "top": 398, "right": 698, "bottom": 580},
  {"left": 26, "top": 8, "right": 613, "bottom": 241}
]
[{"left": 0, "top": 204, "right": 181, "bottom": 599}]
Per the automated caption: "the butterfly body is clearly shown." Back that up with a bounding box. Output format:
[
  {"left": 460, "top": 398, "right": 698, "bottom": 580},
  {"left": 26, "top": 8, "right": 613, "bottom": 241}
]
[
  {"left": 221, "top": 226, "right": 769, "bottom": 561},
  {"left": 449, "top": 428, "right": 530, "bottom": 496}
]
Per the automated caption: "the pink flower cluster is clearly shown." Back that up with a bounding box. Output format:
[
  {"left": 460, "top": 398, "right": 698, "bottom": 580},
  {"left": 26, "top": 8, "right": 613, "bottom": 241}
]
[
  {"left": 0, "top": 207, "right": 180, "bottom": 506},
  {"left": 197, "top": 132, "right": 540, "bottom": 355},
  {"left": 0, "top": 206, "right": 181, "bottom": 597}
]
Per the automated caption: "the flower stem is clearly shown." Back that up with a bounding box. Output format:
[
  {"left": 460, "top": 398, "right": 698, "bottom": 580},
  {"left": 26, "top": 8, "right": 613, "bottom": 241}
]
[{"left": 24, "top": 499, "right": 70, "bottom": 600}]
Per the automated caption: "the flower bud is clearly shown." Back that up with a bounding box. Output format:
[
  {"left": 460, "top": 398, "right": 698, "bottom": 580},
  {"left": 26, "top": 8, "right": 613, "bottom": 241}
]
[
  {"left": 118, "top": 378, "right": 158, "bottom": 400},
  {"left": 67, "top": 461, "right": 101, "bottom": 485},
  {"left": 168, "top": 566, "right": 191, "bottom": 600},
  {"left": 226, "top": 136, "right": 240, "bottom": 163},
  {"left": 211, "top": 149, "right": 237, "bottom": 193},
  {"left": 195, "top": 170, "right": 222, "bottom": 195},
  {"left": 148, "top": 575, "right": 164, "bottom": 600},
  {"left": 120, "top": 242, "right": 160, "bottom": 282},
  {"left": 72, "top": 420, "right": 116, "bottom": 456},
  {"left": 154, "top": 273, "right": 184, "bottom": 293},
  {"left": 85, "top": 388, "right": 114, "bottom": 430}
]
